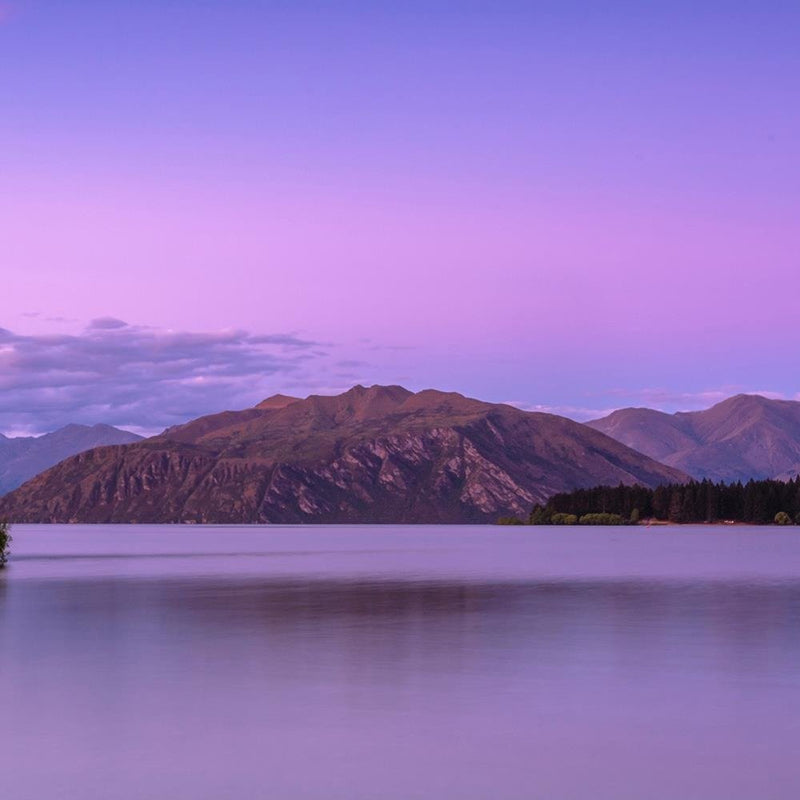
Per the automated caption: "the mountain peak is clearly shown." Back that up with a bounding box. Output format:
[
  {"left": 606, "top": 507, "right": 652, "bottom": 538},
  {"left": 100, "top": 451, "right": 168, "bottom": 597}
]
[
  {"left": 0, "top": 423, "right": 143, "bottom": 496},
  {"left": 340, "top": 384, "right": 413, "bottom": 401},
  {"left": 255, "top": 394, "right": 301, "bottom": 410},
  {"left": 710, "top": 393, "right": 773, "bottom": 410},
  {"left": 308, "top": 384, "right": 414, "bottom": 423},
  {"left": 590, "top": 394, "right": 800, "bottom": 482}
]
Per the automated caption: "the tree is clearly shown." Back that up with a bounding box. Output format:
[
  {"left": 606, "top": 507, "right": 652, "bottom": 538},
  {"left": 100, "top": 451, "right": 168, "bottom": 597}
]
[
  {"left": 534, "top": 479, "right": 800, "bottom": 526},
  {"left": 529, "top": 505, "right": 550, "bottom": 525},
  {"left": 0, "top": 521, "right": 11, "bottom": 568},
  {"left": 630, "top": 508, "right": 640, "bottom": 524},
  {"left": 774, "top": 511, "right": 792, "bottom": 526},
  {"left": 668, "top": 489, "right": 684, "bottom": 523},
  {"left": 578, "top": 513, "right": 625, "bottom": 526}
]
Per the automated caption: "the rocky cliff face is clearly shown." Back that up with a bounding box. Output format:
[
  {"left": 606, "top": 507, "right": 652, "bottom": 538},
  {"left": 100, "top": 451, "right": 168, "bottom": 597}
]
[
  {"left": 0, "top": 385, "right": 687, "bottom": 523},
  {"left": 588, "top": 394, "right": 800, "bottom": 482}
]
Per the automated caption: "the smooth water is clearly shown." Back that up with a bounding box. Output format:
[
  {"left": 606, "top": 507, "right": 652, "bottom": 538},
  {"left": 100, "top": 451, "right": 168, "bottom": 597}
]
[{"left": 2, "top": 525, "right": 800, "bottom": 799}]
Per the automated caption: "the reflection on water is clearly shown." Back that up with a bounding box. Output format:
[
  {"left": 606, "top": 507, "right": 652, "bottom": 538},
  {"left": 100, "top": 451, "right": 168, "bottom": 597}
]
[{"left": 2, "top": 526, "right": 800, "bottom": 799}]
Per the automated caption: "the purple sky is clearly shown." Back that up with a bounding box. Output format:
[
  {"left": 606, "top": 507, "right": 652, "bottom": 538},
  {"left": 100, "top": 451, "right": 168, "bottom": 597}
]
[{"left": 2, "top": 1, "right": 799, "bottom": 434}]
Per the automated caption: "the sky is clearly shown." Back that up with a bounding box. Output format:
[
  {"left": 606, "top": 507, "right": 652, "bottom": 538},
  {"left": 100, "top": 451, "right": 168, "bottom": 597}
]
[{"left": 1, "top": 0, "right": 799, "bottom": 435}]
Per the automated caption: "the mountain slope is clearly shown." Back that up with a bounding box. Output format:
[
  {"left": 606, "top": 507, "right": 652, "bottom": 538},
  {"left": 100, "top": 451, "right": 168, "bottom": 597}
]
[
  {"left": 0, "top": 385, "right": 687, "bottom": 523},
  {"left": 0, "top": 424, "right": 143, "bottom": 496},
  {"left": 588, "top": 394, "right": 800, "bottom": 482}
]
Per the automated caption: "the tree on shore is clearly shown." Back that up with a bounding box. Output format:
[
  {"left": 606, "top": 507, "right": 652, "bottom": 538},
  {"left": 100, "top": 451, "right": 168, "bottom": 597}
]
[
  {"left": 578, "top": 512, "right": 626, "bottom": 526},
  {"left": 0, "top": 521, "right": 11, "bottom": 568},
  {"left": 530, "top": 477, "right": 800, "bottom": 525}
]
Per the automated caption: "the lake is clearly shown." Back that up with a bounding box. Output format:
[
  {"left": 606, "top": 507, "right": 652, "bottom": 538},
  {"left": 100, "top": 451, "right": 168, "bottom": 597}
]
[{"left": 2, "top": 524, "right": 799, "bottom": 799}]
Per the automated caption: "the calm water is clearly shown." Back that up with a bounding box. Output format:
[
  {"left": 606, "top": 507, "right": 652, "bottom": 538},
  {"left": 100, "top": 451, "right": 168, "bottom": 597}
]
[{"left": 2, "top": 525, "right": 800, "bottom": 799}]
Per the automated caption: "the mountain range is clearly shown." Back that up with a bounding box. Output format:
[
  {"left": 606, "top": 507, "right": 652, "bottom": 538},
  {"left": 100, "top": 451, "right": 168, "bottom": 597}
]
[
  {"left": 587, "top": 394, "right": 800, "bottom": 482},
  {"left": 3, "top": 388, "right": 800, "bottom": 525},
  {"left": 0, "top": 385, "right": 686, "bottom": 524},
  {"left": 0, "top": 424, "right": 142, "bottom": 496}
]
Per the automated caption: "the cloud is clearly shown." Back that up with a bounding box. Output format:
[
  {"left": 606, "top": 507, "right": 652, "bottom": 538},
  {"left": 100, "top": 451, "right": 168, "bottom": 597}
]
[
  {"left": 504, "top": 400, "right": 617, "bottom": 422},
  {"left": 504, "top": 385, "right": 800, "bottom": 423},
  {"left": 22, "top": 312, "right": 76, "bottom": 324},
  {"left": 0, "top": 321, "right": 327, "bottom": 435},
  {"left": 604, "top": 386, "right": 794, "bottom": 411},
  {"left": 88, "top": 317, "right": 129, "bottom": 330}
]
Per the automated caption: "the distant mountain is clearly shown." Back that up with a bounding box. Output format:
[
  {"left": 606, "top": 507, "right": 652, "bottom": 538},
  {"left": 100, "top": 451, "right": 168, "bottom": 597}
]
[
  {"left": 0, "top": 385, "right": 686, "bottom": 524},
  {"left": 0, "top": 424, "right": 143, "bottom": 496},
  {"left": 588, "top": 394, "right": 800, "bottom": 482}
]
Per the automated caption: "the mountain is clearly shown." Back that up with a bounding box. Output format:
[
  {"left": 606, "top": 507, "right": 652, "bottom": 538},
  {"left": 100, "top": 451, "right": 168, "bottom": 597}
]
[
  {"left": 0, "top": 385, "right": 686, "bottom": 524},
  {"left": 587, "top": 394, "right": 800, "bottom": 482},
  {"left": 0, "top": 424, "right": 143, "bottom": 496}
]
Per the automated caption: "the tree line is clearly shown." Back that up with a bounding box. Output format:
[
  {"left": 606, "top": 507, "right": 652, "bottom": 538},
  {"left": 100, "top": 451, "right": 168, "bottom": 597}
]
[{"left": 519, "top": 477, "right": 800, "bottom": 525}]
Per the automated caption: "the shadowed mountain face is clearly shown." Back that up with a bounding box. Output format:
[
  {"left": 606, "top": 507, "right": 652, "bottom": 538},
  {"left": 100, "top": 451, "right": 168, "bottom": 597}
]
[
  {"left": 588, "top": 394, "right": 800, "bottom": 482},
  {"left": 0, "top": 424, "right": 143, "bottom": 496},
  {"left": 0, "top": 385, "right": 686, "bottom": 524}
]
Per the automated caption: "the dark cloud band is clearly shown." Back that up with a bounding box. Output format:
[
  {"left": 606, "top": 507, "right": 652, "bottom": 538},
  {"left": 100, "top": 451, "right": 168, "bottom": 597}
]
[{"left": 0, "top": 321, "right": 324, "bottom": 435}]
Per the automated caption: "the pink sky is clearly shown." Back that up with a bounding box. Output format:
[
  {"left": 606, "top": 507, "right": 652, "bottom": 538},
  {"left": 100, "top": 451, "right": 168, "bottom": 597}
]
[{"left": 1, "top": 1, "right": 798, "bottom": 433}]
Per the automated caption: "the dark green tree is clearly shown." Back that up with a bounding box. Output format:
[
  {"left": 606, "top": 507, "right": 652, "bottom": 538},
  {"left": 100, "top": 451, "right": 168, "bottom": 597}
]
[
  {"left": 529, "top": 505, "right": 551, "bottom": 525},
  {"left": 0, "top": 521, "right": 11, "bottom": 568}
]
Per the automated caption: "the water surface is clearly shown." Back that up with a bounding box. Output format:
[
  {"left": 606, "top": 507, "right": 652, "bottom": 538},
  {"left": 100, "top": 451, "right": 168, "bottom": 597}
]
[{"left": 2, "top": 525, "right": 799, "bottom": 799}]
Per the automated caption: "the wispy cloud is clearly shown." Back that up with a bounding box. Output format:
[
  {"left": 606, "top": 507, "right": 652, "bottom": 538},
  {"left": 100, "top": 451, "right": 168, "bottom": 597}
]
[
  {"left": 0, "top": 320, "right": 327, "bottom": 435},
  {"left": 605, "top": 386, "right": 796, "bottom": 411},
  {"left": 87, "top": 316, "right": 129, "bottom": 331},
  {"left": 505, "top": 385, "right": 800, "bottom": 423},
  {"left": 504, "top": 400, "right": 618, "bottom": 422},
  {"left": 22, "top": 311, "right": 77, "bottom": 324}
]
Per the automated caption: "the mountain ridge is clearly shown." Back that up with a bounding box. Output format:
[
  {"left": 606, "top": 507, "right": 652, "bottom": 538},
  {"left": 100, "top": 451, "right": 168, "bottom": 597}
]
[
  {"left": 588, "top": 394, "right": 800, "bottom": 482},
  {"left": 0, "top": 385, "right": 687, "bottom": 524},
  {"left": 0, "top": 423, "right": 143, "bottom": 496}
]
